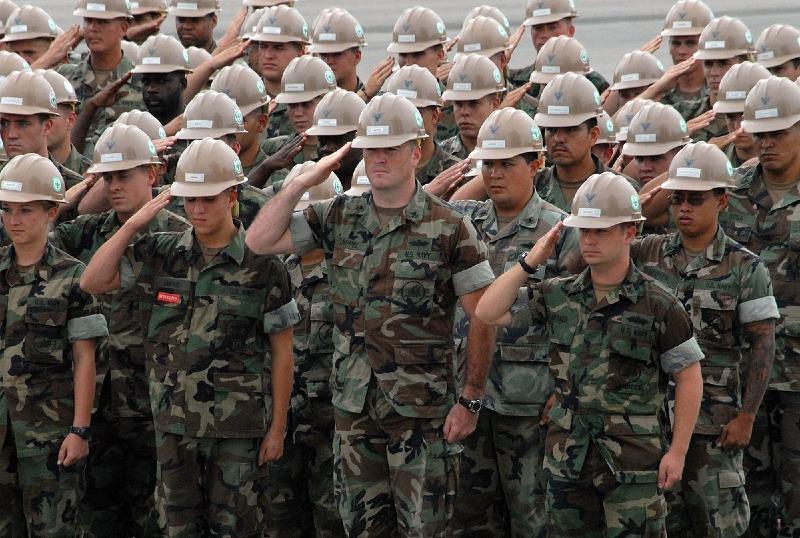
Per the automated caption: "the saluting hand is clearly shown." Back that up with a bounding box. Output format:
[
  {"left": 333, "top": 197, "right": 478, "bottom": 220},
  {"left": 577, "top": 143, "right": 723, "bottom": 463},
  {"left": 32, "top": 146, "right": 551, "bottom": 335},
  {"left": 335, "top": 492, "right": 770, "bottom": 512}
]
[
  {"left": 90, "top": 72, "right": 132, "bottom": 109},
  {"left": 125, "top": 189, "right": 172, "bottom": 232},
  {"left": 296, "top": 143, "right": 352, "bottom": 189}
]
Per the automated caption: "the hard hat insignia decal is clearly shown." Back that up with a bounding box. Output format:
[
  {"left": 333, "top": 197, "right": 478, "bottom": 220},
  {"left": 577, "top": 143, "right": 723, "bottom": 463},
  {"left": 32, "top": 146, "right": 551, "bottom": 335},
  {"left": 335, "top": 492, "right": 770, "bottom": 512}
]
[
  {"left": 554, "top": 91, "right": 563, "bottom": 102},
  {"left": 325, "top": 70, "right": 335, "bottom": 84},
  {"left": 414, "top": 110, "right": 423, "bottom": 127},
  {"left": 355, "top": 24, "right": 364, "bottom": 38},
  {"left": 760, "top": 95, "right": 771, "bottom": 106},
  {"left": 52, "top": 176, "right": 63, "bottom": 192},
  {"left": 579, "top": 50, "right": 588, "bottom": 64},
  {"left": 489, "top": 124, "right": 500, "bottom": 135},
  {"left": 679, "top": 119, "right": 687, "bottom": 132},
  {"left": 436, "top": 21, "right": 445, "bottom": 35},
  {"left": 148, "top": 140, "right": 156, "bottom": 154},
  {"left": 585, "top": 193, "right": 596, "bottom": 205},
  {"left": 256, "top": 79, "right": 265, "bottom": 94},
  {"left": 631, "top": 195, "right": 640, "bottom": 211},
  {"left": 233, "top": 158, "right": 242, "bottom": 174},
  {"left": 373, "top": 112, "right": 383, "bottom": 123},
  {"left": 726, "top": 161, "right": 734, "bottom": 176},
  {"left": 234, "top": 109, "right": 243, "bottom": 124},
  {"left": 49, "top": 92, "right": 57, "bottom": 108},
  {"left": 606, "top": 119, "right": 614, "bottom": 132},
  {"left": 333, "top": 177, "right": 343, "bottom": 194},
  {"left": 492, "top": 69, "right": 502, "bottom": 83},
  {"left": 531, "top": 126, "right": 541, "bottom": 140}
]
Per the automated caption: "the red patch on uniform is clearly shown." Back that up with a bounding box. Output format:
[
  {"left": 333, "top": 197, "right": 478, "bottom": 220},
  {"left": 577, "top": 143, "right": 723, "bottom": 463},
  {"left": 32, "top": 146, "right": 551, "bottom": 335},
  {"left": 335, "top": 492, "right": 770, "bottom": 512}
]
[{"left": 156, "top": 291, "right": 181, "bottom": 305}]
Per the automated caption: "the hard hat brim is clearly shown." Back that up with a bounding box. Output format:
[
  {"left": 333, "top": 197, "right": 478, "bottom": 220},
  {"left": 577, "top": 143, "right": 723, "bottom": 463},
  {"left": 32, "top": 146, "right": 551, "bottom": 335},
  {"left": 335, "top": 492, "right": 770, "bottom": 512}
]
[
  {"left": 562, "top": 214, "right": 645, "bottom": 228},
  {"left": 441, "top": 86, "right": 506, "bottom": 101},
  {"left": 534, "top": 110, "right": 600, "bottom": 128},
  {"left": 387, "top": 38, "right": 447, "bottom": 54},
  {"left": 304, "top": 124, "right": 358, "bottom": 136},
  {"left": 167, "top": 7, "right": 217, "bottom": 17},
  {"left": 249, "top": 34, "right": 310, "bottom": 45},
  {"left": 712, "top": 100, "right": 745, "bottom": 114},
  {"left": 0, "top": 190, "right": 66, "bottom": 203},
  {"left": 87, "top": 156, "right": 161, "bottom": 174},
  {"left": 351, "top": 132, "right": 428, "bottom": 149},
  {"left": 309, "top": 42, "right": 366, "bottom": 54},
  {"left": 131, "top": 64, "right": 193, "bottom": 74},
  {"left": 73, "top": 8, "right": 132, "bottom": 19},
  {"left": 0, "top": 31, "right": 56, "bottom": 43},
  {"left": 661, "top": 27, "right": 704, "bottom": 37},
  {"left": 661, "top": 178, "right": 733, "bottom": 191},
  {"left": 131, "top": 6, "right": 168, "bottom": 15},
  {"left": 522, "top": 12, "right": 577, "bottom": 26},
  {"left": 742, "top": 112, "right": 800, "bottom": 133},
  {"left": 453, "top": 46, "right": 506, "bottom": 60},
  {"left": 175, "top": 126, "right": 247, "bottom": 139},
  {"left": 0, "top": 104, "right": 59, "bottom": 116},
  {"left": 609, "top": 78, "right": 658, "bottom": 91},
  {"left": 238, "top": 98, "right": 271, "bottom": 116},
  {"left": 468, "top": 145, "right": 543, "bottom": 160},
  {"left": 694, "top": 49, "right": 752, "bottom": 61},
  {"left": 757, "top": 52, "right": 800, "bottom": 69},
  {"left": 530, "top": 67, "right": 593, "bottom": 85},
  {"left": 170, "top": 176, "right": 246, "bottom": 197},
  {"left": 622, "top": 139, "right": 688, "bottom": 156},
  {"left": 274, "top": 89, "right": 330, "bottom": 104}
]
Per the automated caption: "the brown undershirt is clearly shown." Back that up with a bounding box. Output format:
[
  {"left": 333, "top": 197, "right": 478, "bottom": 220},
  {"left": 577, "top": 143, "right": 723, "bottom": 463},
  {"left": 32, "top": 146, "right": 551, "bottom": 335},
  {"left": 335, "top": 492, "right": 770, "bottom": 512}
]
[
  {"left": 558, "top": 179, "right": 584, "bottom": 206},
  {"left": 374, "top": 204, "right": 405, "bottom": 228},
  {"left": 200, "top": 244, "right": 223, "bottom": 264},
  {"left": 763, "top": 177, "right": 797, "bottom": 204},
  {"left": 593, "top": 281, "right": 622, "bottom": 303}
]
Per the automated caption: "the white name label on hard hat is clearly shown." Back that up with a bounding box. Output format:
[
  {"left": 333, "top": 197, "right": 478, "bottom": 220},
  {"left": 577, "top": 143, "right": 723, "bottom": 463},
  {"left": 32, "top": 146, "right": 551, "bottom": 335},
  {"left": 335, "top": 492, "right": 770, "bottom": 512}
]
[
  {"left": 262, "top": 26, "right": 281, "bottom": 34},
  {"left": 634, "top": 133, "right": 656, "bottom": 143},
  {"left": 318, "top": 33, "right": 337, "bottom": 41},
  {"left": 0, "top": 181, "right": 22, "bottom": 192},
  {"left": 142, "top": 57, "right": 161, "bottom": 64},
  {"left": 176, "top": 2, "right": 198, "bottom": 9},
  {"left": 187, "top": 119, "right": 213, "bottom": 128},
  {"left": 9, "top": 25, "right": 27, "bottom": 33},
  {"left": 541, "top": 65, "right": 560, "bottom": 74},
  {"left": 672, "top": 21, "right": 692, "bottom": 29},
  {"left": 100, "top": 152, "right": 123, "bottom": 163},
  {"left": 356, "top": 175, "right": 370, "bottom": 185},
  {"left": 285, "top": 83, "right": 305, "bottom": 92},
  {"left": 676, "top": 167, "right": 702, "bottom": 178},
  {"left": 129, "top": 1, "right": 140, "bottom": 8},
  {"left": 366, "top": 126, "right": 389, "bottom": 135},
  {"left": 757, "top": 51, "right": 775, "bottom": 61},
  {"left": 547, "top": 105, "right": 570, "bottom": 115},
  {"left": 396, "top": 89, "right": 418, "bottom": 99},
  {"left": 725, "top": 90, "right": 746, "bottom": 100},
  {"left": 619, "top": 126, "right": 629, "bottom": 134},
  {"left": 755, "top": 108, "right": 778, "bottom": 119},
  {"left": 482, "top": 140, "right": 506, "bottom": 149},
  {"left": 0, "top": 97, "right": 23, "bottom": 106},
  {"left": 398, "top": 34, "right": 416, "bottom": 43},
  {"left": 317, "top": 118, "right": 338, "bottom": 126},
  {"left": 532, "top": 8, "right": 551, "bottom": 17},
  {"left": 578, "top": 208, "right": 602, "bottom": 217},
  {"left": 621, "top": 73, "right": 640, "bottom": 82},
  {"left": 453, "top": 82, "right": 472, "bottom": 91},
  {"left": 301, "top": 192, "right": 310, "bottom": 200},
  {"left": 463, "top": 43, "right": 482, "bottom": 52},
  {"left": 185, "top": 173, "right": 205, "bottom": 182},
  {"left": 86, "top": 3, "right": 106, "bottom": 11},
  {"left": 705, "top": 40, "right": 725, "bottom": 49}
]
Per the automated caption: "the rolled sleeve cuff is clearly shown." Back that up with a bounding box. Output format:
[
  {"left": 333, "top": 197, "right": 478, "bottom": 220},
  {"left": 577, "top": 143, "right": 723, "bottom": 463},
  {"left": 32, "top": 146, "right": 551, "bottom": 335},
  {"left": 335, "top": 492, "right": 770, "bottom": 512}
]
[
  {"left": 67, "top": 314, "right": 109, "bottom": 342},
  {"left": 452, "top": 260, "right": 495, "bottom": 297},
  {"left": 660, "top": 337, "right": 704, "bottom": 374},
  {"left": 289, "top": 211, "right": 319, "bottom": 256},
  {"left": 264, "top": 299, "right": 301, "bottom": 334},
  {"left": 739, "top": 296, "right": 780, "bottom": 324}
]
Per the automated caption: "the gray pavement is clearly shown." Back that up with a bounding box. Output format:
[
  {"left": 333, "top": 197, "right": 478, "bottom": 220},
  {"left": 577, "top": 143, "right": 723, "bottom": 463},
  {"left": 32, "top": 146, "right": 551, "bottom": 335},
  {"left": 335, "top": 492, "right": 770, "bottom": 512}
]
[{"left": 39, "top": 0, "right": 799, "bottom": 81}]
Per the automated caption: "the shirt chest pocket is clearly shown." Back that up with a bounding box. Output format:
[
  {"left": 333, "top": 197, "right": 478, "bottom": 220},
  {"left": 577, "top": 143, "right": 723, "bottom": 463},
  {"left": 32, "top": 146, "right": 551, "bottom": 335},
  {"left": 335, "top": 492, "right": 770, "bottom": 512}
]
[
  {"left": 24, "top": 298, "right": 69, "bottom": 364},
  {"left": 391, "top": 258, "right": 439, "bottom": 317},
  {"left": 308, "top": 301, "right": 335, "bottom": 355},
  {"left": 329, "top": 247, "right": 364, "bottom": 307},
  {"left": 217, "top": 297, "right": 264, "bottom": 355},
  {"left": 497, "top": 342, "right": 553, "bottom": 405},
  {"left": 691, "top": 289, "right": 737, "bottom": 348},
  {"left": 607, "top": 317, "right": 656, "bottom": 396}
]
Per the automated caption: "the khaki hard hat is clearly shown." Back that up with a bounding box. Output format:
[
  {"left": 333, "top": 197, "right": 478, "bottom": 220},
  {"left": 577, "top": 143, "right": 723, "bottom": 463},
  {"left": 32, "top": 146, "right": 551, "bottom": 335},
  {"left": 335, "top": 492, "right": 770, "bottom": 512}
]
[
  {"left": 0, "top": 71, "right": 58, "bottom": 116},
  {"left": 0, "top": 153, "right": 66, "bottom": 203},
  {"left": 441, "top": 53, "right": 505, "bottom": 101},
  {"left": 274, "top": 56, "right": 336, "bottom": 104},
  {"left": 563, "top": 172, "right": 645, "bottom": 228},
  {"left": 386, "top": 6, "right": 447, "bottom": 54},
  {"left": 305, "top": 88, "right": 365, "bottom": 136},
  {"left": 464, "top": 5, "right": 510, "bottom": 34},
  {"left": 595, "top": 110, "right": 616, "bottom": 145},
  {"left": 115, "top": 110, "right": 167, "bottom": 140},
  {"left": 210, "top": 64, "right": 270, "bottom": 115},
  {"left": 610, "top": 51, "right": 665, "bottom": 91},
  {"left": 176, "top": 90, "right": 246, "bottom": 140},
  {"left": 713, "top": 61, "right": 771, "bottom": 114},
  {"left": 351, "top": 93, "right": 428, "bottom": 149},
  {"left": 120, "top": 39, "right": 139, "bottom": 61},
  {"left": 661, "top": 0, "right": 713, "bottom": 37},
  {"left": 386, "top": 65, "right": 442, "bottom": 108},
  {"left": 0, "top": 50, "right": 29, "bottom": 80},
  {"left": 613, "top": 97, "right": 655, "bottom": 142},
  {"left": 694, "top": 16, "right": 754, "bottom": 61},
  {"left": 132, "top": 34, "right": 191, "bottom": 74},
  {"left": 755, "top": 24, "right": 800, "bottom": 69},
  {"left": 534, "top": 72, "right": 602, "bottom": 128},
  {"left": 523, "top": 0, "right": 577, "bottom": 26},
  {"left": 308, "top": 8, "right": 365, "bottom": 54},
  {"left": 171, "top": 137, "right": 247, "bottom": 197},
  {"left": 455, "top": 15, "right": 509, "bottom": 59},
  {"left": 88, "top": 124, "right": 160, "bottom": 173},
  {"left": 662, "top": 141, "right": 735, "bottom": 191},
  {"left": 37, "top": 69, "right": 78, "bottom": 105},
  {"left": 185, "top": 46, "right": 211, "bottom": 70},
  {"left": 0, "top": 0, "right": 18, "bottom": 25},
  {"left": 240, "top": 7, "right": 265, "bottom": 39},
  {"left": 468, "top": 108, "right": 544, "bottom": 160},
  {"left": 2, "top": 5, "right": 59, "bottom": 43},
  {"left": 742, "top": 76, "right": 800, "bottom": 133},
  {"left": 529, "top": 35, "right": 592, "bottom": 84},
  {"left": 74, "top": 0, "right": 132, "bottom": 19},
  {"left": 243, "top": 0, "right": 293, "bottom": 7},
  {"left": 285, "top": 160, "right": 343, "bottom": 211},
  {"left": 129, "top": 0, "right": 167, "bottom": 15},
  {"left": 0, "top": 137, "right": 7, "bottom": 161},
  {"left": 346, "top": 159, "right": 369, "bottom": 196},
  {"left": 167, "top": 0, "right": 217, "bottom": 18},
  {"left": 250, "top": 5, "right": 309, "bottom": 44},
  {"left": 622, "top": 103, "right": 689, "bottom": 156}
]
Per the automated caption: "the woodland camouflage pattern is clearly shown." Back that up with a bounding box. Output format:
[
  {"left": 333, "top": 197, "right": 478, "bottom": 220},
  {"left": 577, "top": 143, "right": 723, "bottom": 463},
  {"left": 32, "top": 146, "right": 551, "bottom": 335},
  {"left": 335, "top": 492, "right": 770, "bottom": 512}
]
[{"left": 415, "top": 143, "right": 462, "bottom": 186}]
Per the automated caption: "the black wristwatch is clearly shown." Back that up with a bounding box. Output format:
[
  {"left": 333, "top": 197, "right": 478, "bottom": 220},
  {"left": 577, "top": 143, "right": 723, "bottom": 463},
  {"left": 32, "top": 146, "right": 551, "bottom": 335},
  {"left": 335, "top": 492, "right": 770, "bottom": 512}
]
[
  {"left": 458, "top": 396, "right": 483, "bottom": 414},
  {"left": 69, "top": 426, "right": 90, "bottom": 440},
  {"left": 518, "top": 251, "right": 537, "bottom": 274}
]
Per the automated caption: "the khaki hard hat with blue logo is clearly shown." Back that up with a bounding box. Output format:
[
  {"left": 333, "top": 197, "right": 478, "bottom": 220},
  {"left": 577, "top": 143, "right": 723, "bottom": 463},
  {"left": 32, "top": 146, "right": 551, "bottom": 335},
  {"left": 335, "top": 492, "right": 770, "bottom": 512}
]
[
  {"left": 171, "top": 138, "right": 247, "bottom": 197},
  {"left": 211, "top": 64, "right": 271, "bottom": 115},
  {"left": 386, "top": 6, "right": 447, "bottom": 54},
  {"left": 308, "top": 8, "right": 366, "bottom": 54},
  {"left": 305, "top": 89, "right": 365, "bottom": 137},
  {"left": 0, "top": 71, "right": 59, "bottom": 116},
  {"left": 713, "top": 61, "right": 771, "bottom": 114},
  {"left": 622, "top": 102, "right": 690, "bottom": 156},
  {"left": 523, "top": 0, "right": 577, "bottom": 27},
  {"left": 176, "top": 90, "right": 247, "bottom": 140},
  {"left": 610, "top": 51, "right": 665, "bottom": 91},
  {"left": 74, "top": 0, "right": 132, "bottom": 19},
  {"left": 694, "top": 16, "right": 755, "bottom": 61},
  {"left": 250, "top": 5, "right": 309, "bottom": 45},
  {"left": 534, "top": 72, "right": 603, "bottom": 128},
  {"left": 468, "top": 108, "right": 544, "bottom": 160},
  {"left": 662, "top": 141, "right": 736, "bottom": 191},
  {"left": 132, "top": 34, "right": 192, "bottom": 74},
  {"left": 741, "top": 75, "right": 800, "bottom": 133},
  {"left": 754, "top": 24, "right": 800, "bottom": 69},
  {"left": 88, "top": 124, "right": 161, "bottom": 174},
  {"left": 441, "top": 54, "right": 505, "bottom": 101},
  {"left": 563, "top": 172, "right": 645, "bottom": 228},
  {"left": 0, "top": 153, "right": 66, "bottom": 203},
  {"left": 115, "top": 110, "right": 166, "bottom": 140},
  {"left": 455, "top": 15, "right": 509, "bottom": 59},
  {"left": 529, "top": 35, "right": 592, "bottom": 85},
  {"left": 662, "top": 0, "right": 713, "bottom": 37},
  {"left": 284, "top": 160, "right": 343, "bottom": 211},
  {"left": 386, "top": 65, "right": 442, "bottom": 108},
  {"left": 1, "top": 5, "right": 59, "bottom": 43},
  {"left": 274, "top": 56, "right": 336, "bottom": 105},
  {"left": 351, "top": 94, "right": 428, "bottom": 149}
]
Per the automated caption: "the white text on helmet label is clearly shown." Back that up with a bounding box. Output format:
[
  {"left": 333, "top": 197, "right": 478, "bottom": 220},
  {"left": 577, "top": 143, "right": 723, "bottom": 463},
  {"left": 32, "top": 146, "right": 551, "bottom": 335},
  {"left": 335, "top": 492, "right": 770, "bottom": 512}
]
[
  {"left": 0, "top": 97, "right": 23, "bottom": 106},
  {"left": 142, "top": 57, "right": 161, "bottom": 64},
  {"left": 463, "top": 43, "right": 482, "bottom": 51},
  {"left": 547, "top": 105, "right": 570, "bottom": 115},
  {"left": 285, "top": 83, "right": 305, "bottom": 92},
  {"left": 317, "top": 118, "right": 338, "bottom": 126},
  {"left": 453, "top": 82, "right": 472, "bottom": 91},
  {"left": 176, "top": 2, "right": 198, "bottom": 9},
  {"left": 676, "top": 167, "right": 702, "bottom": 178},
  {"left": 634, "top": 133, "right": 656, "bottom": 143},
  {"left": 398, "top": 34, "right": 416, "bottom": 43},
  {"left": 754, "top": 108, "right": 778, "bottom": 119},
  {"left": 725, "top": 90, "right": 746, "bottom": 100},
  {"left": 757, "top": 51, "right": 775, "bottom": 61},
  {"left": 482, "top": 140, "right": 506, "bottom": 149},
  {"left": 672, "top": 21, "right": 693, "bottom": 29},
  {"left": 366, "top": 126, "right": 389, "bottom": 135},
  {"left": 396, "top": 89, "right": 418, "bottom": 99},
  {"left": 86, "top": 3, "right": 106, "bottom": 11},
  {"left": 578, "top": 207, "right": 602, "bottom": 217},
  {"left": 705, "top": 40, "right": 725, "bottom": 49},
  {"left": 187, "top": 119, "right": 213, "bottom": 128},
  {"left": 620, "top": 73, "right": 640, "bottom": 82},
  {"left": 9, "top": 25, "right": 27, "bottom": 33},
  {"left": 541, "top": 65, "right": 560, "bottom": 74},
  {"left": 262, "top": 26, "right": 281, "bottom": 34},
  {"left": 185, "top": 173, "right": 205, "bottom": 182},
  {"left": 100, "top": 152, "right": 123, "bottom": 163},
  {"left": 318, "top": 33, "right": 336, "bottom": 41},
  {"left": 532, "top": 8, "right": 551, "bottom": 17},
  {"left": 0, "top": 181, "right": 22, "bottom": 192}
]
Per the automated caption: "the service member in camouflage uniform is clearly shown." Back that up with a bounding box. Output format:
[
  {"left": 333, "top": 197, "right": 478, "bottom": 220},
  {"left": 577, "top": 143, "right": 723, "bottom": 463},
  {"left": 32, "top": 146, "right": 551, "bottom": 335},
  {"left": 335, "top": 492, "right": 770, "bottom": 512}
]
[
  {"left": 673, "top": 16, "right": 755, "bottom": 143},
  {"left": 754, "top": 24, "right": 800, "bottom": 81},
  {"left": 0, "top": 154, "right": 107, "bottom": 538},
  {"left": 246, "top": 93, "right": 497, "bottom": 537},
  {"left": 385, "top": 65, "right": 461, "bottom": 186},
  {"left": 526, "top": 34, "right": 605, "bottom": 102},
  {"left": 80, "top": 138, "right": 298, "bottom": 537},
  {"left": 57, "top": 0, "right": 143, "bottom": 158},
  {"left": 308, "top": 8, "right": 367, "bottom": 94},
  {"left": 167, "top": 0, "right": 218, "bottom": 53},
  {"left": 248, "top": 5, "right": 309, "bottom": 138},
  {"left": 53, "top": 125, "right": 189, "bottom": 537},
  {"left": 132, "top": 34, "right": 192, "bottom": 127},
  {"left": 605, "top": 51, "right": 666, "bottom": 114},
  {"left": 40, "top": 69, "right": 93, "bottom": 177},
  {"left": 591, "top": 111, "right": 617, "bottom": 167},
  {"left": 450, "top": 109, "right": 575, "bottom": 537},
  {"left": 260, "top": 163, "right": 345, "bottom": 538},
  {"left": 720, "top": 76, "right": 800, "bottom": 538},
  {"left": 476, "top": 171, "right": 704, "bottom": 538},
  {"left": 631, "top": 142, "right": 779, "bottom": 538}
]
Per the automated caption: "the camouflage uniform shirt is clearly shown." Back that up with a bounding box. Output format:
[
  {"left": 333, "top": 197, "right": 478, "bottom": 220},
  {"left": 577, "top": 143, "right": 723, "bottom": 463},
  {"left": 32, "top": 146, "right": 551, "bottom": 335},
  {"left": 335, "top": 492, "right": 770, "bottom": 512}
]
[
  {"left": 507, "top": 66, "right": 609, "bottom": 100},
  {"left": 260, "top": 135, "right": 316, "bottom": 186},
  {"left": 439, "top": 134, "right": 469, "bottom": 161},
  {"left": 671, "top": 95, "right": 728, "bottom": 142},
  {"left": 62, "top": 145, "right": 93, "bottom": 176},
  {"left": 415, "top": 142, "right": 462, "bottom": 186},
  {"left": 290, "top": 184, "right": 495, "bottom": 417}
]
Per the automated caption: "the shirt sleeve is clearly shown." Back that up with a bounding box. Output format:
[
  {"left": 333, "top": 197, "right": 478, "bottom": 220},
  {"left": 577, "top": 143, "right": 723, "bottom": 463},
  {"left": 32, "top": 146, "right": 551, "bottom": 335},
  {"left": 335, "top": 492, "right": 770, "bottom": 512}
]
[
  {"left": 449, "top": 215, "right": 495, "bottom": 297},
  {"left": 263, "top": 257, "right": 301, "bottom": 334},
  {"left": 66, "top": 264, "right": 108, "bottom": 342},
  {"left": 290, "top": 200, "right": 330, "bottom": 256},
  {"left": 738, "top": 258, "right": 780, "bottom": 324},
  {"left": 657, "top": 301, "right": 704, "bottom": 374}
]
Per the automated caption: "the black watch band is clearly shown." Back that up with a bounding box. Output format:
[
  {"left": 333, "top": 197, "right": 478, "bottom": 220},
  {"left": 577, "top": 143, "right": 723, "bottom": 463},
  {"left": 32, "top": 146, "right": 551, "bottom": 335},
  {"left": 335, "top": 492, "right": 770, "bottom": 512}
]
[
  {"left": 69, "top": 426, "right": 90, "bottom": 440},
  {"left": 518, "top": 251, "right": 537, "bottom": 274},
  {"left": 458, "top": 396, "right": 483, "bottom": 414}
]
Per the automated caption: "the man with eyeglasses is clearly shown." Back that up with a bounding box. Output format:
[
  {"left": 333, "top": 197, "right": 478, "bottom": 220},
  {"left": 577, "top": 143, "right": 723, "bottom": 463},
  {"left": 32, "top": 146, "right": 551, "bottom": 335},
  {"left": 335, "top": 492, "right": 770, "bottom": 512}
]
[{"left": 631, "top": 142, "right": 778, "bottom": 537}]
